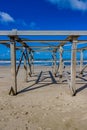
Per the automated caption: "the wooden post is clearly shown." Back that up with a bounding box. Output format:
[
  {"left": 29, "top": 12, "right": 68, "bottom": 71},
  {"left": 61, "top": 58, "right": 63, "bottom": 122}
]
[
  {"left": 52, "top": 52, "right": 54, "bottom": 73},
  {"left": 31, "top": 51, "right": 34, "bottom": 74},
  {"left": 29, "top": 51, "right": 32, "bottom": 75},
  {"left": 55, "top": 50, "right": 59, "bottom": 76},
  {"left": 80, "top": 50, "right": 83, "bottom": 73},
  {"left": 54, "top": 52, "right": 57, "bottom": 76},
  {"left": 23, "top": 48, "right": 27, "bottom": 82},
  {"left": 59, "top": 46, "right": 63, "bottom": 79},
  {"left": 70, "top": 38, "right": 77, "bottom": 96},
  {"left": 26, "top": 49, "right": 32, "bottom": 77},
  {"left": 52, "top": 52, "right": 56, "bottom": 74},
  {"left": 9, "top": 37, "right": 17, "bottom": 95}
]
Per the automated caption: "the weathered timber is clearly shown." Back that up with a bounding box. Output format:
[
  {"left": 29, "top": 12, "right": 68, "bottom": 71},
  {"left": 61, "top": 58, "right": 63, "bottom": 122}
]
[
  {"left": 53, "top": 35, "right": 79, "bottom": 53},
  {"left": 16, "top": 50, "right": 24, "bottom": 76},
  {"left": 59, "top": 46, "right": 63, "bottom": 80},
  {"left": 52, "top": 52, "right": 57, "bottom": 76},
  {"left": 80, "top": 50, "right": 83, "bottom": 73},
  {"left": 70, "top": 38, "right": 77, "bottom": 96},
  {"left": 1, "top": 30, "right": 87, "bottom": 36},
  {"left": 80, "top": 64, "right": 87, "bottom": 74},
  {"left": 10, "top": 37, "right": 17, "bottom": 95},
  {"left": 1, "top": 39, "right": 87, "bottom": 43},
  {"left": 31, "top": 51, "right": 34, "bottom": 74},
  {"left": 25, "top": 49, "right": 32, "bottom": 77},
  {"left": 23, "top": 49, "right": 28, "bottom": 82}
]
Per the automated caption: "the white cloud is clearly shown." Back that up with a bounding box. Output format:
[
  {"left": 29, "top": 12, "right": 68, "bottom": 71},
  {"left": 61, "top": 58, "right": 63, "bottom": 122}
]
[
  {"left": 46, "top": 0, "right": 87, "bottom": 11},
  {"left": 0, "top": 11, "right": 38, "bottom": 29},
  {"left": 0, "top": 11, "right": 15, "bottom": 23},
  {"left": 0, "top": 11, "right": 27, "bottom": 27}
]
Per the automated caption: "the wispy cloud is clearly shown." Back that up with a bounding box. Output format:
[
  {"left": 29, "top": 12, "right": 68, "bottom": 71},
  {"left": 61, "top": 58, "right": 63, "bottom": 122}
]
[
  {"left": 0, "top": 11, "right": 39, "bottom": 30},
  {"left": 0, "top": 11, "right": 28, "bottom": 27},
  {"left": 0, "top": 11, "right": 15, "bottom": 23},
  {"left": 46, "top": 0, "right": 87, "bottom": 11}
]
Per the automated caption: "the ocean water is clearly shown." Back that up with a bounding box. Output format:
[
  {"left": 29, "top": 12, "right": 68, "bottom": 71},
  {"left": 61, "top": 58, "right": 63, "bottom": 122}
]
[{"left": 0, "top": 60, "right": 87, "bottom": 66}]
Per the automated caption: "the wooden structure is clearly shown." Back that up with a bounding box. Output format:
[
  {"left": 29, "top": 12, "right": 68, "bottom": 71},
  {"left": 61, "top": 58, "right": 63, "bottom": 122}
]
[{"left": 1, "top": 29, "right": 87, "bottom": 96}]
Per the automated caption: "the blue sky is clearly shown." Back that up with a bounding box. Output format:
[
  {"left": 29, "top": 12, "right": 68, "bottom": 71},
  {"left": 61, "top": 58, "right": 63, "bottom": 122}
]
[
  {"left": 1, "top": 0, "right": 87, "bottom": 60},
  {"left": 0, "top": 0, "right": 87, "bottom": 30}
]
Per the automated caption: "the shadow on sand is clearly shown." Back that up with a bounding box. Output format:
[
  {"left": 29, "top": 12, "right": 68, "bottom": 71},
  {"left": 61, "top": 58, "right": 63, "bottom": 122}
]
[
  {"left": 76, "top": 84, "right": 87, "bottom": 94},
  {"left": 18, "top": 71, "right": 57, "bottom": 95}
]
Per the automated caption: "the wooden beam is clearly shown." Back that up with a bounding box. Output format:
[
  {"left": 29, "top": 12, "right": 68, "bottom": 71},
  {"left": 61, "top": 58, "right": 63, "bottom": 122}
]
[
  {"left": 9, "top": 37, "right": 17, "bottom": 95},
  {"left": 29, "top": 51, "right": 33, "bottom": 75},
  {"left": 53, "top": 35, "right": 79, "bottom": 52},
  {"left": 16, "top": 51, "right": 24, "bottom": 76},
  {"left": 52, "top": 52, "right": 57, "bottom": 76},
  {"left": 1, "top": 30, "right": 87, "bottom": 36},
  {"left": 77, "top": 46, "right": 87, "bottom": 51},
  {"left": 52, "top": 52, "right": 54, "bottom": 74},
  {"left": 15, "top": 37, "right": 32, "bottom": 52},
  {"left": 70, "top": 38, "right": 77, "bottom": 96},
  {"left": 80, "top": 64, "right": 87, "bottom": 74},
  {"left": 31, "top": 51, "right": 34, "bottom": 74},
  {"left": 0, "top": 42, "right": 10, "bottom": 48},
  {"left": 25, "top": 49, "right": 32, "bottom": 77},
  {"left": 0, "top": 42, "right": 20, "bottom": 50},
  {"left": 54, "top": 53, "right": 57, "bottom": 76},
  {"left": 59, "top": 46, "right": 63, "bottom": 81},
  {"left": 1, "top": 39, "right": 87, "bottom": 43},
  {"left": 23, "top": 49, "right": 28, "bottom": 82},
  {"left": 80, "top": 50, "right": 83, "bottom": 73}
]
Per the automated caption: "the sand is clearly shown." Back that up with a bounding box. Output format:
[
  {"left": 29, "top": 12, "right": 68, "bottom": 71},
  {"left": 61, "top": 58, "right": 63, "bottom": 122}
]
[{"left": 0, "top": 66, "right": 87, "bottom": 130}]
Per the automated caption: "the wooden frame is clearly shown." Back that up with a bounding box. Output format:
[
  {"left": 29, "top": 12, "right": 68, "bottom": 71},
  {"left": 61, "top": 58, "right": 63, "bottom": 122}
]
[{"left": 0, "top": 30, "right": 87, "bottom": 96}]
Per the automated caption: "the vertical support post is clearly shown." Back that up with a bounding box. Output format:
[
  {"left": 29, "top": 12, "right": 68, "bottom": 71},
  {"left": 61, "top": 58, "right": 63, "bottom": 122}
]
[
  {"left": 29, "top": 51, "right": 32, "bottom": 75},
  {"left": 31, "top": 51, "right": 34, "bottom": 74},
  {"left": 27, "top": 49, "right": 32, "bottom": 76},
  {"left": 80, "top": 50, "right": 83, "bottom": 73},
  {"left": 24, "top": 48, "right": 27, "bottom": 82},
  {"left": 59, "top": 46, "right": 63, "bottom": 79},
  {"left": 52, "top": 52, "right": 56, "bottom": 75},
  {"left": 70, "top": 38, "right": 77, "bottom": 96},
  {"left": 55, "top": 50, "right": 59, "bottom": 76},
  {"left": 52, "top": 52, "right": 54, "bottom": 73},
  {"left": 9, "top": 37, "right": 17, "bottom": 95},
  {"left": 54, "top": 52, "right": 57, "bottom": 76}
]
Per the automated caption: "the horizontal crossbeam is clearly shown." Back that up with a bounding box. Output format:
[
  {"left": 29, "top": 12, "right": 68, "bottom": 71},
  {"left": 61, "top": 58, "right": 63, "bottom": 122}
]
[{"left": 1, "top": 30, "right": 87, "bottom": 36}]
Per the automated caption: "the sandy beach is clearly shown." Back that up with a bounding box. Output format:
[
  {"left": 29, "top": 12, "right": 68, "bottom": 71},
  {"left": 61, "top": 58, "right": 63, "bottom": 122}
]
[{"left": 0, "top": 66, "right": 87, "bottom": 130}]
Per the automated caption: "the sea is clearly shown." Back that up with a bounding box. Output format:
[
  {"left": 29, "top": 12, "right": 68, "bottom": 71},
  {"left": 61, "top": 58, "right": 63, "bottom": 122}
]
[{"left": 0, "top": 60, "right": 87, "bottom": 66}]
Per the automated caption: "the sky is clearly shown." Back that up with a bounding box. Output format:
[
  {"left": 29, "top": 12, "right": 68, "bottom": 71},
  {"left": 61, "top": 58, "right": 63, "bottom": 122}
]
[
  {"left": 0, "top": 0, "right": 87, "bottom": 30},
  {"left": 1, "top": 0, "right": 87, "bottom": 60}
]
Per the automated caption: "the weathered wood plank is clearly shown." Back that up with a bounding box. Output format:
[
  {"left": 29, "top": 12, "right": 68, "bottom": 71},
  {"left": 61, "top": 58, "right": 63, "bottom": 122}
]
[
  {"left": 16, "top": 51, "right": 24, "bottom": 76},
  {"left": 70, "top": 39, "right": 77, "bottom": 96},
  {"left": 1, "top": 30, "right": 87, "bottom": 36},
  {"left": 10, "top": 38, "right": 17, "bottom": 95},
  {"left": 59, "top": 46, "right": 63, "bottom": 79},
  {"left": 26, "top": 50, "right": 32, "bottom": 77},
  {"left": 23, "top": 49, "right": 28, "bottom": 82},
  {"left": 80, "top": 50, "right": 83, "bottom": 73}
]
